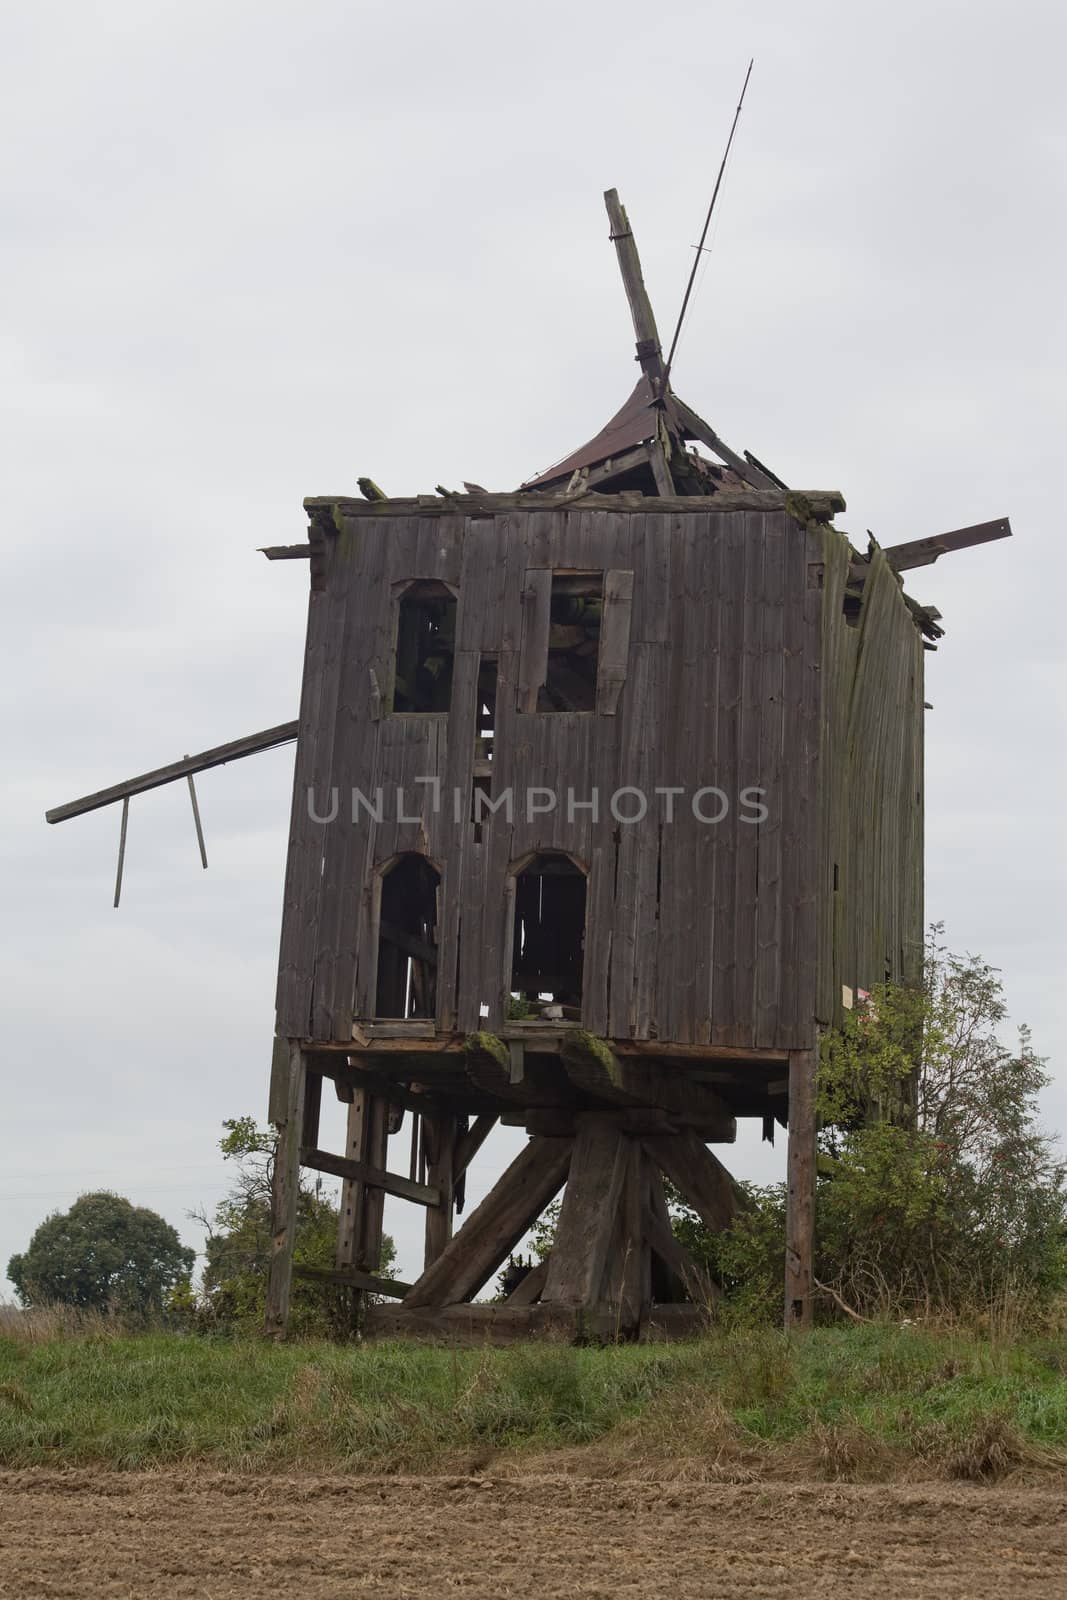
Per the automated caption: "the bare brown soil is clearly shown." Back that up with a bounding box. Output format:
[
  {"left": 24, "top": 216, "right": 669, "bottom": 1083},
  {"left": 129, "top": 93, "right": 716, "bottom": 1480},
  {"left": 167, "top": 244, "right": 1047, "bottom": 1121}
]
[{"left": 1, "top": 1469, "right": 1065, "bottom": 1598}]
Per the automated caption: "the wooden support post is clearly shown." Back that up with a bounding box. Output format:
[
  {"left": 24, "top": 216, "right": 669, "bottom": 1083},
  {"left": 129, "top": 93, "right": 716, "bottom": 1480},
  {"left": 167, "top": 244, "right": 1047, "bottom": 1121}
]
[
  {"left": 543, "top": 1116, "right": 628, "bottom": 1308},
  {"left": 784, "top": 1047, "right": 817, "bottom": 1330},
  {"left": 265, "top": 1041, "right": 307, "bottom": 1338},
  {"left": 336, "top": 1088, "right": 369, "bottom": 1275},
  {"left": 403, "top": 1137, "right": 572, "bottom": 1309},
  {"left": 335, "top": 1088, "right": 390, "bottom": 1329},
  {"left": 618, "top": 1147, "right": 652, "bottom": 1329},
  {"left": 359, "top": 1094, "right": 390, "bottom": 1273},
  {"left": 423, "top": 1111, "right": 458, "bottom": 1269},
  {"left": 603, "top": 188, "right": 666, "bottom": 391}
]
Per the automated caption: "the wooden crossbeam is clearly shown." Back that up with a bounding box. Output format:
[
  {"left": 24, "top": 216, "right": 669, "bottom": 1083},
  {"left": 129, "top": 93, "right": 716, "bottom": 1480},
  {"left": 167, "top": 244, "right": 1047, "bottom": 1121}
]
[
  {"left": 881, "top": 517, "right": 1012, "bottom": 572},
  {"left": 560, "top": 1031, "right": 736, "bottom": 1140},
  {"left": 293, "top": 1262, "right": 412, "bottom": 1300},
  {"left": 311, "top": 488, "right": 845, "bottom": 519},
  {"left": 300, "top": 1146, "right": 441, "bottom": 1208},
  {"left": 45, "top": 720, "right": 299, "bottom": 824}
]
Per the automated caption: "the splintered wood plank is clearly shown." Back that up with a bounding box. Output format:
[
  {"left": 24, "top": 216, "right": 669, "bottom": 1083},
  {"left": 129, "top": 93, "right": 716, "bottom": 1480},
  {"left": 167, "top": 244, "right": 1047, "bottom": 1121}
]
[
  {"left": 543, "top": 1117, "right": 629, "bottom": 1307},
  {"left": 603, "top": 189, "right": 666, "bottom": 385},
  {"left": 596, "top": 568, "right": 635, "bottom": 714},
  {"left": 265, "top": 1043, "right": 307, "bottom": 1336},
  {"left": 402, "top": 1136, "right": 573, "bottom": 1308},
  {"left": 642, "top": 1132, "right": 743, "bottom": 1236}
]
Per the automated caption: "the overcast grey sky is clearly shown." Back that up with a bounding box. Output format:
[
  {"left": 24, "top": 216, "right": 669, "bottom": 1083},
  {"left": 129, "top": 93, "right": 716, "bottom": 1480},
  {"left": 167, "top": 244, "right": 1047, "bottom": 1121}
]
[{"left": 3, "top": 0, "right": 1064, "bottom": 1291}]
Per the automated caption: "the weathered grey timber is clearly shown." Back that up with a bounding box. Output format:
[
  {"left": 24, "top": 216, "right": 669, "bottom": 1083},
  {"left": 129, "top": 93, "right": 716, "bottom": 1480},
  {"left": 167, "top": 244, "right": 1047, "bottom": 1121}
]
[
  {"left": 274, "top": 494, "right": 920, "bottom": 1051},
  {"left": 43, "top": 180, "right": 1011, "bottom": 1341}
]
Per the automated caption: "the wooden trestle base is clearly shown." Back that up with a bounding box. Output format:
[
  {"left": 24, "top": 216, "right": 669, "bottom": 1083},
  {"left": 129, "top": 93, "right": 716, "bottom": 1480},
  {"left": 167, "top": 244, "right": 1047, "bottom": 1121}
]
[{"left": 265, "top": 1037, "right": 817, "bottom": 1340}]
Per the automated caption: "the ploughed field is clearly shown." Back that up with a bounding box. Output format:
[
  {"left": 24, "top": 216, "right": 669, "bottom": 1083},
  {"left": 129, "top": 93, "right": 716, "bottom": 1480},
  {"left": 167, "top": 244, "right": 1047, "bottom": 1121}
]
[
  {"left": 3, "top": 1326, "right": 1067, "bottom": 1595},
  {"left": 2, "top": 1469, "right": 1066, "bottom": 1598}
]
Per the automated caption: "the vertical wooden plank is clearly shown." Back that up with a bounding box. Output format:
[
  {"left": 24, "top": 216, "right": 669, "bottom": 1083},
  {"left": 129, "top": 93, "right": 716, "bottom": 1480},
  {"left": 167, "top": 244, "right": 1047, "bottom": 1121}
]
[
  {"left": 729, "top": 511, "right": 766, "bottom": 1047},
  {"left": 516, "top": 567, "right": 552, "bottom": 713},
  {"left": 596, "top": 568, "right": 635, "bottom": 715},
  {"left": 423, "top": 1111, "right": 458, "bottom": 1269},
  {"left": 265, "top": 1042, "right": 307, "bottom": 1337},
  {"left": 710, "top": 511, "right": 745, "bottom": 1045},
  {"left": 311, "top": 517, "right": 396, "bottom": 1036},
  {"left": 359, "top": 1094, "right": 390, "bottom": 1273},
  {"left": 616, "top": 1143, "right": 652, "bottom": 1328},
  {"left": 336, "top": 1088, "right": 370, "bottom": 1274},
  {"left": 785, "top": 1046, "right": 817, "bottom": 1330},
  {"left": 691, "top": 514, "right": 723, "bottom": 1044},
  {"left": 754, "top": 513, "right": 786, "bottom": 1047}
]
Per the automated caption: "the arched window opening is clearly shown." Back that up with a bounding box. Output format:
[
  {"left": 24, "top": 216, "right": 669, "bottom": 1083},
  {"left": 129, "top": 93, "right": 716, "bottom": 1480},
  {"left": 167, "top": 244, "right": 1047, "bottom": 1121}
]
[
  {"left": 393, "top": 581, "right": 457, "bottom": 713},
  {"left": 375, "top": 854, "right": 441, "bottom": 1019},
  {"left": 510, "top": 852, "right": 586, "bottom": 1013}
]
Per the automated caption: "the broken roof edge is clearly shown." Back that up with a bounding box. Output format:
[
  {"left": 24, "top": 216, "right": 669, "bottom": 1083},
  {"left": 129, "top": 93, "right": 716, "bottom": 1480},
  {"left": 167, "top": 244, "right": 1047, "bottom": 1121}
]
[{"left": 304, "top": 488, "right": 846, "bottom": 520}]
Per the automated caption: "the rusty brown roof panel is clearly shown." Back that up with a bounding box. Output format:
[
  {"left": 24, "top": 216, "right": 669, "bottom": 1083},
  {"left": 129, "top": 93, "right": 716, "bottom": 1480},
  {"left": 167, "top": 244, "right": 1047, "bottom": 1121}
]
[{"left": 521, "top": 376, "right": 658, "bottom": 489}]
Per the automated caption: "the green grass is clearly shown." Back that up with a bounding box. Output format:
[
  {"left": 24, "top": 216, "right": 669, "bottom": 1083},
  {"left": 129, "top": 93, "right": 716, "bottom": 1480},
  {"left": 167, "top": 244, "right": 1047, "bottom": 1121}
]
[{"left": 1, "top": 1324, "right": 1066, "bottom": 1480}]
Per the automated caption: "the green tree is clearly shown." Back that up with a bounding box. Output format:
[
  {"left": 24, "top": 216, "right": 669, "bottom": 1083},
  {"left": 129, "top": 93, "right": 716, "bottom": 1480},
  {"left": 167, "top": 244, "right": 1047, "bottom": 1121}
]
[
  {"left": 694, "top": 931, "right": 1067, "bottom": 1321},
  {"left": 191, "top": 1118, "right": 396, "bottom": 1335},
  {"left": 7, "top": 1192, "right": 194, "bottom": 1318}
]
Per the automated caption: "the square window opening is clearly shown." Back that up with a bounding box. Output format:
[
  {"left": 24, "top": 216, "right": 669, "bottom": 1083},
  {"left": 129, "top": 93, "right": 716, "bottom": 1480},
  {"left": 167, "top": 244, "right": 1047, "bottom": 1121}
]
[{"left": 537, "top": 573, "right": 602, "bottom": 712}]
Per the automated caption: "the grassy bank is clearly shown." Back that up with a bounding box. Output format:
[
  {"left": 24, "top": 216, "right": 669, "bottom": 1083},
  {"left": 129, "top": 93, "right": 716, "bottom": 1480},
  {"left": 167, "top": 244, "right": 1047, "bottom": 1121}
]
[{"left": 1, "top": 1322, "right": 1066, "bottom": 1482}]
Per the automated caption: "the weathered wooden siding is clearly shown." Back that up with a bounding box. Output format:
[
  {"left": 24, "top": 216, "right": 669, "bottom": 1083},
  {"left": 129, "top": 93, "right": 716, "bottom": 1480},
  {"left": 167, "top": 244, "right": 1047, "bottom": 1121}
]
[
  {"left": 815, "top": 538, "right": 925, "bottom": 1027},
  {"left": 276, "top": 504, "right": 829, "bottom": 1049}
]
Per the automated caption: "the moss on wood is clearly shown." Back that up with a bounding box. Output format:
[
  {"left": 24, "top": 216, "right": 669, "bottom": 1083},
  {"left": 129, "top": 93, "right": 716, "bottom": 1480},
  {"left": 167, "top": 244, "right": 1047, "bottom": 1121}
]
[{"left": 465, "top": 1030, "right": 509, "bottom": 1068}]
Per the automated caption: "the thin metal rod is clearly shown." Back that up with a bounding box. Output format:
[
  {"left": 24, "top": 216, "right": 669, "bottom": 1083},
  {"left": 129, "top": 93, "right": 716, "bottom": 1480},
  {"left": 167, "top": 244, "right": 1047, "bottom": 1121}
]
[
  {"left": 662, "top": 57, "right": 754, "bottom": 386},
  {"left": 186, "top": 770, "right": 208, "bottom": 869},
  {"left": 113, "top": 796, "right": 130, "bottom": 909}
]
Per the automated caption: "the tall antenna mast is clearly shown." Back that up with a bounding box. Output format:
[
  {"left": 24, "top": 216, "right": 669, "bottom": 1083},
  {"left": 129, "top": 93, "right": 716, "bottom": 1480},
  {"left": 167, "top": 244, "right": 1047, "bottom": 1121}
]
[{"left": 661, "top": 58, "right": 754, "bottom": 390}]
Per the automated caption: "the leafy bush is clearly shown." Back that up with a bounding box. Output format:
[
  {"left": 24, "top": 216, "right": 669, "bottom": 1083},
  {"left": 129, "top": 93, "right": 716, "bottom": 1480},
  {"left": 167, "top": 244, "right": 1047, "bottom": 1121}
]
[
  {"left": 699, "top": 931, "right": 1067, "bottom": 1323},
  {"left": 189, "top": 1118, "right": 396, "bottom": 1337}
]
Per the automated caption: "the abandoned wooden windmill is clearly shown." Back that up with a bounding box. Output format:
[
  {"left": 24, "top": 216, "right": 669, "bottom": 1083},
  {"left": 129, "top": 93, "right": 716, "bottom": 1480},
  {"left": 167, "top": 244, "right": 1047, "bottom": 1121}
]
[{"left": 47, "top": 186, "right": 1011, "bottom": 1340}]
